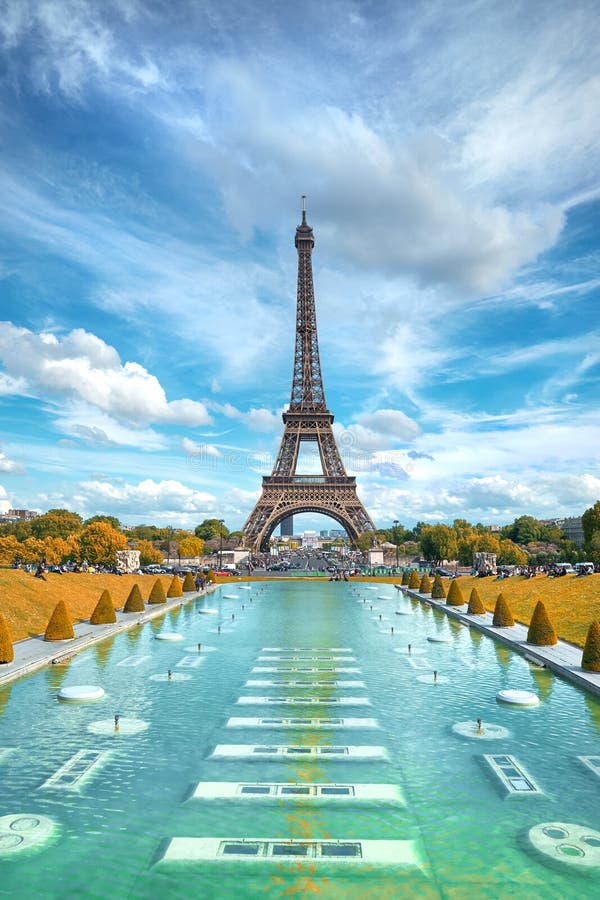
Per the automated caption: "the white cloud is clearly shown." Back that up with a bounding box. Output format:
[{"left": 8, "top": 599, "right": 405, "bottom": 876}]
[
  {"left": 0, "top": 323, "right": 212, "bottom": 428},
  {"left": 0, "top": 483, "right": 10, "bottom": 513},
  {"left": 355, "top": 409, "right": 420, "bottom": 441},
  {"left": 181, "top": 437, "right": 222, "bottom": 458},
  {"left": 73, "top": 477, "right": 217, "bottom": 518},
  {"left": 219, "top": 402, "right": 284, "bottom": 433},
  {"left": 0, "top": 449, "right": 24, "bottom": 474}
]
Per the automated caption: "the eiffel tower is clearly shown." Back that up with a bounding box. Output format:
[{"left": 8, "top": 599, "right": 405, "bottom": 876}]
[{"left": 242, "top": 199, "right": 376, "bottom": 552}]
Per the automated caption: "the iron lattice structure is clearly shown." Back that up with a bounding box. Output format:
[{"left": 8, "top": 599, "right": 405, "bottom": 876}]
[{"left": 242, "top": 201, "right": 376, "bottom": 552}]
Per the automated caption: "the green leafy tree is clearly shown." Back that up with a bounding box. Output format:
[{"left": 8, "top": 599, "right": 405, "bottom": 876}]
[
  {"left": 78, "top": 523, "right": 127, "bottom": 566},
  {"left": 497, "top": 539, "right": 528, "bottom": 566},
  {"left": 420, "top": 525, "right": 458, "bottom": 565},
  {"left": 31, "top": 509, "right": 83, "bottom": 540},
  {"left": 504, "top": 515, "right": 541, "bottom": 545},
  {"left": 582, "top": 501, "right": 600, "bottom": 543},
  {"left": 83, "top": 515, "right": 121, "bottom": 530},
  {"left": 194, "top": 519, "right": 230, "bottom": 541}
]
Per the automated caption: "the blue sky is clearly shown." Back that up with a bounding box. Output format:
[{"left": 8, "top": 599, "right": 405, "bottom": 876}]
[{"left": 0, "top": 0, "right": 599, "bottom": 532}]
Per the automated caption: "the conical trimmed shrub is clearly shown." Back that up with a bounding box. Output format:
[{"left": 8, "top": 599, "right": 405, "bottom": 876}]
[
  {"left": 467, "top": 587, "right": 486, "bottom": 615},
  {"left": 90, "top": 589, "right": 116, "bottom": 625},
  {"left": 0, "top": 612, "right": 14, "bottom": 664},
  {"left": 205, "top": 569, "right": 216, "bottom": 583},
  {"left": 527, "top": 600, "right": 557, "bottom": 646},
  {"left": 123, "top": 583, "right": 144, "bottom": 613},
  {"left": 431, "top": 575, "right": 446, "bottom": 599},
  {"left": 167, "top": 575, "right": 183, "bottom": 598},
  {"left": 401, "top": 569, "right": 410, "bottom": 586},
  {"left": 45, "top": 600, "right": 75, "bottom": 641},
  {"left": 492, "top": 593, "right": 514, "bottom": 627},
  {"left": 419, "top": 573, "right": 432, "bottom": 593},
  {"left": 408, "top": 570, "right": 421, "bottom": 589},
  {"left": 182, "top": 572, "right": 196, "bottom": 592},
  {"left": 446, "top": 580, "right": 465, "bottom": 606},
  {"left": 148, "top": 578, "right": 166, "bottom": 605},
  {"left": 582, "top": 622, "right": 600, "bottom": 672}
]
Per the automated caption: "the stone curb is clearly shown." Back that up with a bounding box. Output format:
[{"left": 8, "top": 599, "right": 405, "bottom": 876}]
[
  {"left": 0, "top": 585, "right": 218, "bottom": 687},
  {"left": 400, "top": 586, "right": 600, "bottom": 699}
]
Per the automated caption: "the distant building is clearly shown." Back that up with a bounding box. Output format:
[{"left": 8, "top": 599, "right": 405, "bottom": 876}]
[
  {"left": 301, "top": 531, "right": 319, "bottom": 549},
  {"left": 280, "top": 516, "right": 294, "bottom": 536},
  {"left": 0, "top": 508, "right": 38, "bottom": 523},
  {"left": 559, "top": 516, "right": 584, "bottom": 548}
]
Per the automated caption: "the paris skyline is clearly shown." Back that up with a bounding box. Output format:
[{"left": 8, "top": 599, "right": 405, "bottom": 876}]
[{"left": 0, "top": 0, "right": 599, "bottom": 530}]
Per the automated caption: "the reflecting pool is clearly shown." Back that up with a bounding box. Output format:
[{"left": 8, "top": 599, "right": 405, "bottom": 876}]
[{"left": 1, "top": 581, "right": 599, "bottom": 898}]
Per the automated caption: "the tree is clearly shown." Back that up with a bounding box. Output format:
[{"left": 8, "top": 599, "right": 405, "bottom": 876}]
[
  {"left": 582, "top": 501, "right": 600, "bottom": 544},
  {"left": 420, "top": 525, "right": 458, "bottom": 565},
  {"left": 42, "top": 537, "right": 73, "bottom": 565},
  {"left": 526, "top": 600, "right": 557, "bottom": 646},
  {"left": 497, "top": 539, "right": 528, "bottom": 566},
  {"left": 0, "top": 535, "right": 23, "bottom": 565},
  {"left": 431, "top": 575, "right": 446, "bottom": 599},
  {"left": 492, "top": 594, "right": 515, "bottom": 627},
  {"left": 195, "top": 519, "right": 230, "bottom": 541},
  {"left": 19, "top": 537, "right": 45, "bottom": 563},
  {"left": 123, "top": 584, "right": 145, "bottom": 612},
  {"left": 83, "top": 515, "right": 121, "bottom": 530},
  {"left": 135, "top": 540, "right": 163, "bottom": 566},
  {"left": 182, "top": 572, "right": 196, "bottom": 592},
  {"left": 408, "top": 570, "right": 421, "bottom": 589},
  {"left": 0, "top": 612, "right": 14, "bottom": 663},
  {"left": 582, "top": 621, "right": 600, "bottom": 672},
  {"left": 419, "top": 573, "right": 432, "bottom": 593},
  {"left": 90, "top": 590, "right": 117, "bottom": 625},
  {"left": 467, "top": 587, "right": 486, "bottom": 615},
  {"left": 44, "top": 600, "right": 74, "bottom": 641},
  {"left": 505, "top": 515, "right": 541, "bottom": 545},
  {"left": 148, "top": 579, "right": 166, "bottom": 604},
  {"left": 178, "top": 536, "right": 204, "bottom": 558},
  {"left": 78, "top": 523, "right": 127, "bottom": 566},
  {"left": 354, "top": 533, "right": 374, "bottom": 551},
  {"left": 31, "top": 509, "right": 82, "bottom": 540},
  {"left": 446, "top": 579, "right": 465, "bottom": 606},
  {"left": 167, "top": 576, "right": 183, "bottom": 598}
]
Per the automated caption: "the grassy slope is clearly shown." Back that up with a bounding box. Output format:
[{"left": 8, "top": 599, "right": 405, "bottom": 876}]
[
  {"left": 2, "top": 570, "right": 599, "bottom": 647},
  {"left": 438, "top": 573, "right": 600, "bottom": 647},
  {"left": 0, "top": 570, "right": 173, "bottom": 641}
]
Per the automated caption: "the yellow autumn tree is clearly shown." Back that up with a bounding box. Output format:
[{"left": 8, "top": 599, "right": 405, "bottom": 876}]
[{"left": 78, "top": 522, "right": 127, "bottom": 566}]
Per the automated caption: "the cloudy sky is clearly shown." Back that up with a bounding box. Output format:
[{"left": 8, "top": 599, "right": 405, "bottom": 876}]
[{"left": 0, "top": 0, "right": 599, "bottom": 532}]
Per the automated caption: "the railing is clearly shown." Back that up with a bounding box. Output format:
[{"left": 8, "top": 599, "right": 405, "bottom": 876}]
[{"left": 264, "top": 476, "right": 356, "bottom": 485}]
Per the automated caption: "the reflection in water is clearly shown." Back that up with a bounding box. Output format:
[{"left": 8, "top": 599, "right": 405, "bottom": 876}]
[
  {"left": 585, "top": 692, "right": 600, "bottom": 734},
  {"left": 530, "top": 665, "right": 554, "bottom": 701},
  {"left": 45, "top": 659, "right": 72, "bottom": 690},
  {"left": 0, "top": 682, "right": 13, "bottom": 718},
  {"left": 494, "top": 642, "right": 512, "bottom": 671},
  {"left": 94, "top": 635, "right": 116, "bottom": 669}
]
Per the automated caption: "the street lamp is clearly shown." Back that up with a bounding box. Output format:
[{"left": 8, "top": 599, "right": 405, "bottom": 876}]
[
  {"left": 167, "top": 525, "right": 174, "bottom": 564},
  {"left": 218, "top": 519, "right": 224, "bottom": 570},
  {"left": 393, "top": 520, "right": 400, "bottom": 571}
]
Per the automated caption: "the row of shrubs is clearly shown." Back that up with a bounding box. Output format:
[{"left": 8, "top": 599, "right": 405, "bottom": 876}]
[
  {"left": 0, "top": 574, "right": 199, "bottom": 664},
  {"left": 401, "top": 569, "right": 600, "bottom": 673}
]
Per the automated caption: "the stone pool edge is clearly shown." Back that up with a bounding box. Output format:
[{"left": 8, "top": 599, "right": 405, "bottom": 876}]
[
  {"left": 401, "top": 587, "right": 600, "bottom": 699},
  {"left": 0, "top": 584, "right": 218, "bottom": 687}
]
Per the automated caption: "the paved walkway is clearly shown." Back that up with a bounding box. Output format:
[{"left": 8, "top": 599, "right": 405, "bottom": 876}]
[
  {"left": 402, "top": 586, "right": 600, "bottom": 698},
  {"left": 0, "top": 586, "right": 216, "bottom": 686}
]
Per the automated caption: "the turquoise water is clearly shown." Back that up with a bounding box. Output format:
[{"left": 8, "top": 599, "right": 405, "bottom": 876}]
[{"left": 1, "top": 581, "right": 600, "bottom": 898}]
